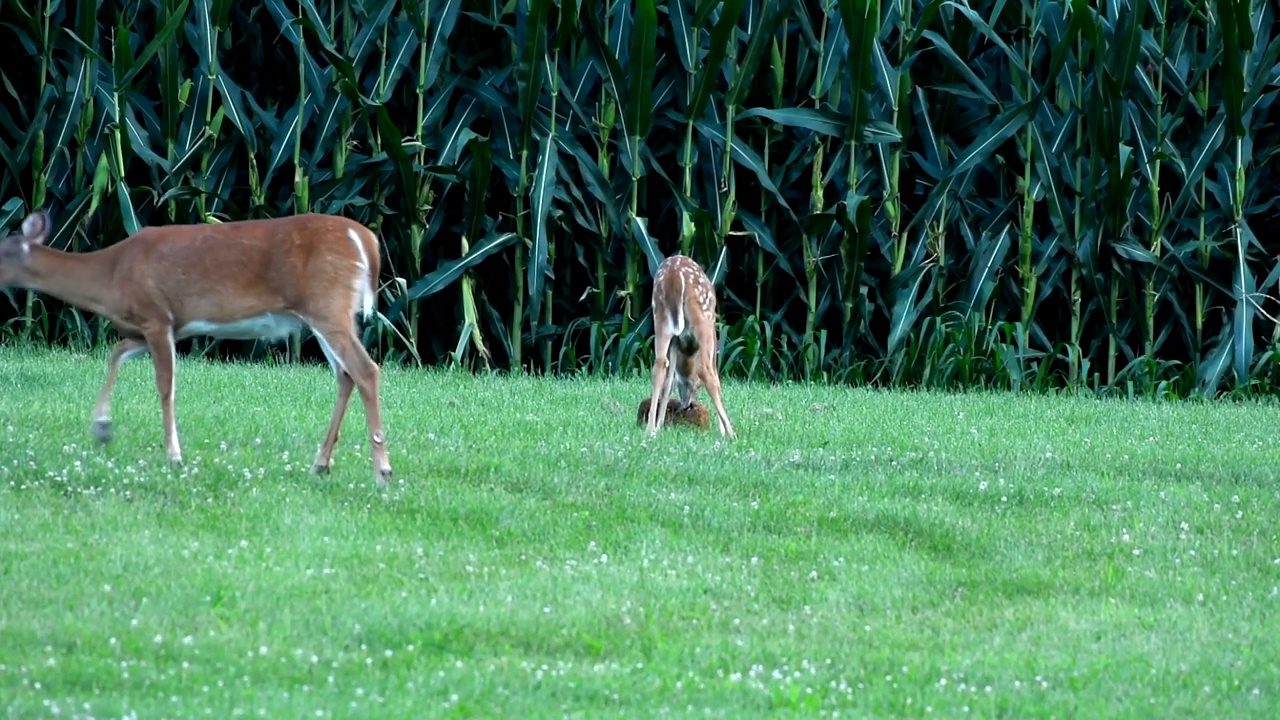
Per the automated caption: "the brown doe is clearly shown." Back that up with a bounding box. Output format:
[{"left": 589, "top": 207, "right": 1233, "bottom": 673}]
[
  {"left": 0, "top": 210, "right": 394, "bottom": 486},
  {"left": 645, "top": 254, "right": 735, "bottom": 439}
]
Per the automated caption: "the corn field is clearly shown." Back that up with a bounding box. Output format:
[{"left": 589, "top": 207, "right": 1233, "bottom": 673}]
[{"left": 1, "top": 0, "right": 1278, "bottom": 397}]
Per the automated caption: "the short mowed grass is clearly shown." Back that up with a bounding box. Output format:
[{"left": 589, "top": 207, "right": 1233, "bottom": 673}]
[{"left": 1, "top": 346, "right": 1278, "bottom": 719}]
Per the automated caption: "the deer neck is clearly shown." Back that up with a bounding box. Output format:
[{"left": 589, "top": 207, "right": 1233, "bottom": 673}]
[{"left": 24, "top": 245, "right": 124, "bottom": 321}]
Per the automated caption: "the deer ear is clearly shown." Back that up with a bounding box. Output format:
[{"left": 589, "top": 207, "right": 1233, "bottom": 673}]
[{"left": 21, "top": 211, "right": 50, "bottom": 245}]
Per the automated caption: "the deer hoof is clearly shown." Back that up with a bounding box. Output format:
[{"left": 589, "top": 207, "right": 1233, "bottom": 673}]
[
  {"left": 311, "top": 461, "right": 332, "bottom": 476},
  {"left": 90, "top": 419, "right": 113, "bottom": 445}
]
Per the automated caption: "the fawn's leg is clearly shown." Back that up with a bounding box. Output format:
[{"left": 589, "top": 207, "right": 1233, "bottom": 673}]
[
  {"left": 647, "top": 328, "right": 675, "bottom": 436},
  {"left": 701, "top": 367, "right": 735, "bottom": 439},
  {"left": 698, "top": 327, "right": 735, "bottom": 439},
  {"left": 654, "top": 344, "right": 680, "bottom": 432}
]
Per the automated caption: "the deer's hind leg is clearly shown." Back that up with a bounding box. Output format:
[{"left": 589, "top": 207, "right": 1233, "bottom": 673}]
[
  {"left": 697, "top": 324, "right": 735, "bottom": 439},
  {"left": 142, "top": 326, "right": 183, "bottom": 464},
  {"left": 311, "top": 332, "right": 356, "bottom": 475},
  {"left": 312, "top": 323, "right": 392, "bottom": 486},
  {"left": 647, "top": 326, "right": 677, "bottom": 436}
]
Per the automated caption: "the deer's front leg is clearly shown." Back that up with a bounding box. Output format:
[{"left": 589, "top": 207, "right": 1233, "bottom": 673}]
[
  {"left": 91, "top": 337, "right": 149, "bottom": 445},
  {"left": 144, "top": 327, "right": 183, "bottom": 464}
]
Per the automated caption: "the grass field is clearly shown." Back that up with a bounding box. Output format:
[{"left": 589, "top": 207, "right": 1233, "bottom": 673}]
[{"left": 1, "top": 345, "right": 1277, "bottom": 719}]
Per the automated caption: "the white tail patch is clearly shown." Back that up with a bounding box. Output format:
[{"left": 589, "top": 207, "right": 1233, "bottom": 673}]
[
  {"left": 347, "top": 227, "right": 375, "bottom": 320},
  {"left": 672, "top": 271, "right": 687, "bottom": 338}
]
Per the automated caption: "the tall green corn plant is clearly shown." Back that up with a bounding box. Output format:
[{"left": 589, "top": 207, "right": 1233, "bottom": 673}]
[
  {"left": 1062, "top": 0, "right": 1097, "bottom": 388},
  {"left": 155, "top": 0, "right": 183, "bottom": 223},
  {"left": 579, "top": 3, "right": 625, "bottom": 348},
  {"left": 834, "top": 0, "right": 885, "bottom": 351},
  {"left": 80, "top": 2, "right": 191, "bottom": 228},
  {"left": 190, "top": 0, "right": 233, "bottom": 223},
  {"left": 1138, "top": 0, "right": 1172, "bottom": 373},
  {"left": 1213, "top": 0, "right": 1255, "bottom": 393},
  {"left": 685, "top": 0, "right": 780, "bottom": 301},
  {"left": 542, "top": 0, "right": 611, "bottom": 375},
  {"left": 1185, "top": 0, "right": 1238, "bottom": 395},
  {"left": 307, "top": 0, "right": 432, "bottom": 361},
  {"left": 2, "top": 0, "right": 58, "bottom": 340},
  {"left": 6, "top": 0, "right": 1280, "bottom": 395},
  {"left": 676, "top": 0, "right": 743, "bottom": 269},
  {"left": 669, "top": 0, "right": 702, "bottom": 256},
  {"left": 23, "top": 0, "right": 99, "bottom": 345},
  {"left": 1239, "top": 4, "right": 1280, "bottom": 385},
  {"left": 889, "top": 0, "right": 990, "bottom": 383},
  {"left": 937, "top": 0, "right": 1046, "bottom": 374},
  {"left": 524, "top": 0, "right": 568, "bottom": 373},
  {"left": 289, "top": 1, "right": 313, "bottom": 361},
  {"left": 531, "top": 17, "right": 561, "bottom": 373},
  {"left": 526, "top": 2, "right": 620, "bottom": 373},
  {"left": 456, "top": 135, "right": 496, "bottom": 369},
  {"left": 713, "top": 0, "right": 822, "bottom": 377},
  {"left": 714, "top": 0, "right": 785, "bottom": 305},
  {"left": 1185, "top": 0, "right": 1280, "bottom": 394},
  {"left": 510, "top": 0, "right": 551, "bottom": 371},
  {"left": 589, "top": 24, "right": 617, "bottom": 329},
  {"left": 578, "top": 0, "right": 657, "bottom": 360},
  {"left": 1189, "top": 9, "right": 1215, "bottom": 367},
  {"left": 1016, "top": 0, "right": 1039, "bottom": 332},
  {"left": 1074, "top": 1, "right": 1141, "bottom": 388},
  {"left": 12, "top": 0, "right": 55, "bottom": 341},
  {"left": 721, "top": 4, "right": 804, "bottom": 379},
  {"left": 1135, "top": 1, "right": 1198, "bottom": 391},
  {"left": 877, "top": 0, "right": 913, "bottom": 282},
  {"left": 868, "top": 2, "right": 948, "bottom": 374},
  {"left": 388, "top": 0, "right": 434, "bottom": 363},
  {"left": 374, "top": 0, "right": 460, "bottom": 364},
  {"left": 735, "top": 0, "right": 837, "bottom": 380},
  {"left": 252, "top": 0, "right": 321, "bottom": 359},
  {"left": 623, "top": 0, "right": 659, "bottom": 368},
  {"left": 834, "top": 0, "right": 878, "bottom": 360},
  {"left": 802, "top": 0, "right": 838, "bottom": 380},
  {"left": 417, "top": 0, "right": 467, "bottom": 364}
]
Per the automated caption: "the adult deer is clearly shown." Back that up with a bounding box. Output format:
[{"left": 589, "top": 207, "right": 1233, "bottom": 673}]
[
  {"left": 645, "top": 254, "right": 736, "bottom": 439},
  {"left": 0, "top": 210, "right": 394, "bottom": 485}
]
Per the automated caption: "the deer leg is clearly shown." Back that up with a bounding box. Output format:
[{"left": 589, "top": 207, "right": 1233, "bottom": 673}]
[
  {"left": 311, "top": 332, "right": 356, "bottom": 475},
  {"left": 701, "top": 367, "right": 736, "bottom": 439},
  {"left": 316, "top": 327, "right": 392, "bottom": 486},
  {"left": 647, "top": 328, "right": 675, "bottom": 436},
  {"left": 699, "top": 333, "right": 735, "bottom": 439},
  {"left": 144, "top": 327, "right": 183, "bottom": 464},
  {"left": 90, "top": 337, "right": 149, "bottom": 445},
  {"left": 654, "top": 344, "right": 681, "bottom": 432}
]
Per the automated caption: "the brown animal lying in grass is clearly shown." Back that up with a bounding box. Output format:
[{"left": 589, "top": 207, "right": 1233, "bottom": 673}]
[{"left": 636, "top": 397, "right": 711, "bottom": 431}]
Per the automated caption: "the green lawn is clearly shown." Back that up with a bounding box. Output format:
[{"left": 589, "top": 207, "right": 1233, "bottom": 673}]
[{"left": 1, "top": 345, "right": 1277, "bottom": 719}]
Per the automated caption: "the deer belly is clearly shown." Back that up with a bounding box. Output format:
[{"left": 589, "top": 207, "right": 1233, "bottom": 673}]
[{"left": 177, "top": 313, "right": 303, "bottom": 341}]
